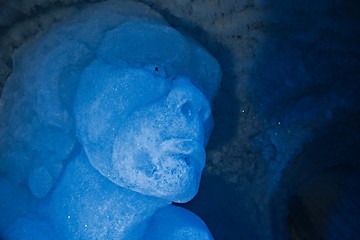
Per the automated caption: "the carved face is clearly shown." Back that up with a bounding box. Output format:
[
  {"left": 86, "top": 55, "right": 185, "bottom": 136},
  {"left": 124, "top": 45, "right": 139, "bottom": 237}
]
[
  {"left": 75, "top": 60, "right": 214, "bottom": 203},
  {"left": 74, "top": 21, "right": 220, "bottom": 203},
  {"left": 111, "top": 78, "right": 212, "bottom": 202}
]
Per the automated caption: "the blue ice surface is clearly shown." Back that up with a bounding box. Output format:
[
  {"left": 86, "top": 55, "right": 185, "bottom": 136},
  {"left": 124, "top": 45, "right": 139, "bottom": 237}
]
[
  {"left": 246, "top": 0, "right": 360, "bottom": 198},
  {"left": 0, "top": 1, "right": 221, "bottom": 239},
  {"left": 245, "top": 2, "right": 360, "bottom": 238}
]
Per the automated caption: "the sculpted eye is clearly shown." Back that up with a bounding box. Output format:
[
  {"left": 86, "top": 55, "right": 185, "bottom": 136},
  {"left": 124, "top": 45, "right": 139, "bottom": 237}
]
[
  {"left": 180, "top": 101, "right": 192, "bottom": 118},
  {"left": 143, "top": 64, "right": 167, "bottom": 78}
]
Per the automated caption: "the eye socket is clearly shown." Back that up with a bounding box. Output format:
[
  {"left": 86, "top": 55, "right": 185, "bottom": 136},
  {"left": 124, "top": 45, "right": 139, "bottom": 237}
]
[{"left": 180, "top": 101, "right": 192, "bottom": 118}]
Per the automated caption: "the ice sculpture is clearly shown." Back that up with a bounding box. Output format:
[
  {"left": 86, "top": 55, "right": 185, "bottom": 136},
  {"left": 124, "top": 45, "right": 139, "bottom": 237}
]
[{"left": 0, "top": 0, "right": 221, "bottom": 239}]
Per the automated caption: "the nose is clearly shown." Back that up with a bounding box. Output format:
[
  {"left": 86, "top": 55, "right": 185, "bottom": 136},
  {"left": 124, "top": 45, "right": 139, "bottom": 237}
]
[{"left": 167, "top": 78, "right": 211, "bottom": 122}]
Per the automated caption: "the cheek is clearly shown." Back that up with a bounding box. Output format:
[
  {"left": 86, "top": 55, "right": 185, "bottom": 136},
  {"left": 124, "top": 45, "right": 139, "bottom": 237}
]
[
  {"left": 111, "top": 125, "right": 160, "bottom": 182},
  {"left": 132, "top": 151, "right": 157, "bottom": 177},
  {"left": 111, "top": 106, "right": 203, "bottom": 200}
]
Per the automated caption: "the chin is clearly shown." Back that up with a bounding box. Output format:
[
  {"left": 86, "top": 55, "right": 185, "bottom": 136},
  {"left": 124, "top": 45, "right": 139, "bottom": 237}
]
[
  {"left": 171, "top": 187, "right": 198, "bottom": 203},
  {"left": 162, "top": 171, "right": 201, "bottom": 203}
]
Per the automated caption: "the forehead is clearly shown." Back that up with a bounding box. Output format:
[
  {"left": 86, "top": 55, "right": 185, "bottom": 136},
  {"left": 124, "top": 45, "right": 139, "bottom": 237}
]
[
  {"left": 98, "top": 21, "right": 190, "bottom": 72},
  {"left": 75, "top": 19, "right": 222, "bottom": 134},
  {"left": 97, "top": 21, "right": 221, "bottom": 101},
  {"left": 78, "top": 59, "right": 173, "bottom": 118}
]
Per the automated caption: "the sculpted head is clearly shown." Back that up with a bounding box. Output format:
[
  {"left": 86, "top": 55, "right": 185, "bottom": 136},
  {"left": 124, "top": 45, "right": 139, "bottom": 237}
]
[
  {"left": 74, "top": 21, "right": 221, "bottom": 202},
  {"left": 0, "top": 3, "right": 221, "bottom": 239}
]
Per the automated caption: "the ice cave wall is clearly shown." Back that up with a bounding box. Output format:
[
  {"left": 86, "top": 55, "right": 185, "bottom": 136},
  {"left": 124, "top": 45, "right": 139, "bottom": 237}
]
[{"left": 1, "top": 0, "right": 360, "bottom": 239}]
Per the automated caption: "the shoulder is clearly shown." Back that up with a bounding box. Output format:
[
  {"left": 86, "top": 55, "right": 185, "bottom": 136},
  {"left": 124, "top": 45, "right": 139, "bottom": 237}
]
[
  {"left": 4, "top": 216, "right": 55, "bottom": 240},
  {"left": 144, "top": 205, "right": 213, "bottom": 240}
]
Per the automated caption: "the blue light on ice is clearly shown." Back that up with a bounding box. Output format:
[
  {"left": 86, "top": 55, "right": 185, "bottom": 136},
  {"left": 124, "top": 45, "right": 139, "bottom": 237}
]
[{"left": 0, "top": 1, "right": 221, "bottom": 239}]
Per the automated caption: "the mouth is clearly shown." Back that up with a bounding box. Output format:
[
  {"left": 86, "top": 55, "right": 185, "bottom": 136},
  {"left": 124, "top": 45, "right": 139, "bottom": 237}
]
[
  {"left": 166, "top": 152, "right": 192, "bottom": 166},
  {"left": 160, "top": 139, "right": 204, "bottom": 167}
]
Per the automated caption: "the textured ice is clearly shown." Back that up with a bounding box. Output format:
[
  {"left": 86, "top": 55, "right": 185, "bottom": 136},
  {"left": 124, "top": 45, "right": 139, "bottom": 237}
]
[{"left": 0, "top": 0, "right": 221, "bottom": 239}]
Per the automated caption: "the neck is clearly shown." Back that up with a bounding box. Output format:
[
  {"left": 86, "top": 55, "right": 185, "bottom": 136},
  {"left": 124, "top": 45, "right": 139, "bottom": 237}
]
[{"left": 51, "top": 149, "right": 170, "bottom": 239}]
